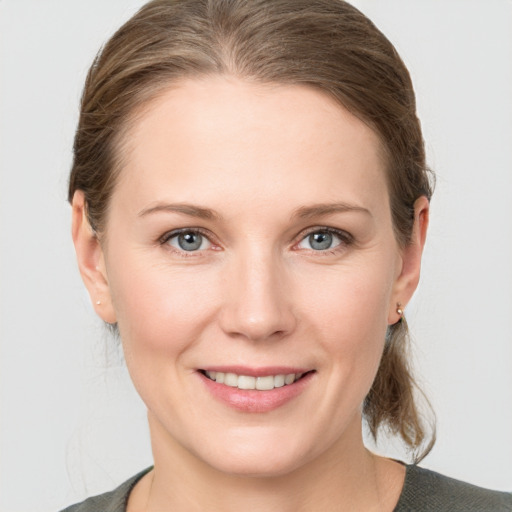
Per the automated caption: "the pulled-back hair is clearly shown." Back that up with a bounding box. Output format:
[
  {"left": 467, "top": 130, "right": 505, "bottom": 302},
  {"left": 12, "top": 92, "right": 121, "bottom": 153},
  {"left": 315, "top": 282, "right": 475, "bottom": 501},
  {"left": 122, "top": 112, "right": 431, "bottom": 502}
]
[{"left": 69, "top": 0, "right": 435, "bottom": 461}]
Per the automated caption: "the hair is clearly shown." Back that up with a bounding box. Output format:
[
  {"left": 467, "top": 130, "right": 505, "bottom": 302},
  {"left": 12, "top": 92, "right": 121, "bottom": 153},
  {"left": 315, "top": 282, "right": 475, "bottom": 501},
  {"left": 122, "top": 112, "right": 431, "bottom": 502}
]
[{"left": 69, "top": 0, "right": 435, "bottom": 461}]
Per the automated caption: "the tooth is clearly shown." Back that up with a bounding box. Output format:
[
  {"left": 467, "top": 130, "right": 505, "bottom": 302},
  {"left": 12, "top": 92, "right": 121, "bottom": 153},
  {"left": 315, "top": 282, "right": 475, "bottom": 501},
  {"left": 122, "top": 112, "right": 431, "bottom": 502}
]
[
  {"left": 285, "top": 373, "right": 295, "bottom": 385},
  {"left": 210, "top": 371, "right": 304, "bottom": 389},
  {"left": 274, "top": 375, "right": 285, "bottom": 388},
  {"left": 256, "top": 375, "right": 275, "bottom": 391},
  {"left": 224, "top": 373, "right": 238, "bottom": 387},
  {"left": 238, "top": 375, "right": 256, "bottom": 390}
]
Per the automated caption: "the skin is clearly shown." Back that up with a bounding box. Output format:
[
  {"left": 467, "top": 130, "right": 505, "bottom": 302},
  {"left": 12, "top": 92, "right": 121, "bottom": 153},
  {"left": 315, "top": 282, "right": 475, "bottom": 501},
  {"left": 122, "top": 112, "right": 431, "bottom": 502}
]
[{"left": 72, "top": 77, "right": 429, "bottom": 511}]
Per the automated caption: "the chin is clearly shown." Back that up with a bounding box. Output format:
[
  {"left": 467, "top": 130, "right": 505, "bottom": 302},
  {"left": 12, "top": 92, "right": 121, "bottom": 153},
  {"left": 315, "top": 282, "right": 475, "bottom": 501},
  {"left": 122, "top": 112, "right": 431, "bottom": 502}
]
[
  {"left": 194, "top": 432, "right": 313, "bottom": 478},
  {"left": 208, "top": 453, "right": 306, "bottom": 479}
]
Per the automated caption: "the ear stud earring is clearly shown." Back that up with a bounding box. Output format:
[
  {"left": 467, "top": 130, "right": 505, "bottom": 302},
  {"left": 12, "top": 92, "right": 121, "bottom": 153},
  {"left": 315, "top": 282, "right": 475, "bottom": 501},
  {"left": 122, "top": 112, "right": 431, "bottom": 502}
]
[{"left": 396, "top": 302, "right": 403, "bottom": 316}]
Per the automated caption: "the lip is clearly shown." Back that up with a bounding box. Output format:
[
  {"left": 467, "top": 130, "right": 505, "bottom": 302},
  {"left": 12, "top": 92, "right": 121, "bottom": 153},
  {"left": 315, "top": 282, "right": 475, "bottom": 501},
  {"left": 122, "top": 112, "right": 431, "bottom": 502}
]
[
  {"left": 201, "top": 365, "right": 311, "bottom": 377},
  {"left": 197, "top": 367, "right": 315, "bottom": 413}
]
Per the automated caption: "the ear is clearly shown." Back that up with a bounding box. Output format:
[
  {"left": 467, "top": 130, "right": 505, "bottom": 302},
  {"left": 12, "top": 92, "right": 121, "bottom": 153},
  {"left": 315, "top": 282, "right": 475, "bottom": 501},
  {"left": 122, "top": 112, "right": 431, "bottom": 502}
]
[
  {"left": 71, "top": 190, "right": 117, "bottom": 324},
  {"left": 388, "top": 196, "right": 429, "bottom": 324}
]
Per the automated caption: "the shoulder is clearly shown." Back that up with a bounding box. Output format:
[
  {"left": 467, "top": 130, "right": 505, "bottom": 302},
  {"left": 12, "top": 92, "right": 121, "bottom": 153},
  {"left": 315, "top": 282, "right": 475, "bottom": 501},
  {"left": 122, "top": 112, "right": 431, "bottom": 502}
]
[
  {"left": 394, "top": 465, "right": 512, "bottom": 512},
  {"left": 59, "top": 468, "right": 152, "bottom": 512}
]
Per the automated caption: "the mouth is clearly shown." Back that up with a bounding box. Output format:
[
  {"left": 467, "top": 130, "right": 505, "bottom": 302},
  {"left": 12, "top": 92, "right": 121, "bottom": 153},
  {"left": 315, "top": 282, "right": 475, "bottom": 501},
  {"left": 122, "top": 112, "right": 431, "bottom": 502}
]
[
  {"left": 199, "top": 369, "right": 313, "bottom": 390},
  {"left": 197, "top": 367, "right": 315, "bottom": 413}
]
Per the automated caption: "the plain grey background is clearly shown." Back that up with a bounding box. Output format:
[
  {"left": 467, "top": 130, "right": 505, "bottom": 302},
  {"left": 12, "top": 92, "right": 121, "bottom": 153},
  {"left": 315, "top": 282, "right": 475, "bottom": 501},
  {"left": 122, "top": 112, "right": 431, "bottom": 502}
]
[{"left": 1, "top": 1, "right": 511, "bottom": 511}]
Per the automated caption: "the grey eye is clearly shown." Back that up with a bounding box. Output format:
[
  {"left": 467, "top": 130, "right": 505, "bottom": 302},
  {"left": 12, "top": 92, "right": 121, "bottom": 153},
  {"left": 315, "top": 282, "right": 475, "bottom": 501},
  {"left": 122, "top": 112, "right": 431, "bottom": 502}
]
[
  {"left": 168, "top": 231, "right": 211, "bottom": 251},
  {"left": 297, "top": 230, "right": 343, "bottom": 251},
  {"left": 308, "top": 232, "right": 333, "bottom": 250}
]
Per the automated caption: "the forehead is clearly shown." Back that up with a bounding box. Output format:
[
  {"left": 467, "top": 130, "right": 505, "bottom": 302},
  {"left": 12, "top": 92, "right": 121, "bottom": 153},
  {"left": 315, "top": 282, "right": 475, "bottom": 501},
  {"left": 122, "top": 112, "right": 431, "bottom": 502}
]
[{"left": 113, "top": 77, "right": 389, "bottom": 217}]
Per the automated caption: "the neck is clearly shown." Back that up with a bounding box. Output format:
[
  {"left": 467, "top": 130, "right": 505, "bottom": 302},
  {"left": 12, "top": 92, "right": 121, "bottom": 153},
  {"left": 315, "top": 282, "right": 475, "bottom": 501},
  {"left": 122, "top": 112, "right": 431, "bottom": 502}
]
[{"left": 129, "top": 412, "right": 405, "bottom": 512}]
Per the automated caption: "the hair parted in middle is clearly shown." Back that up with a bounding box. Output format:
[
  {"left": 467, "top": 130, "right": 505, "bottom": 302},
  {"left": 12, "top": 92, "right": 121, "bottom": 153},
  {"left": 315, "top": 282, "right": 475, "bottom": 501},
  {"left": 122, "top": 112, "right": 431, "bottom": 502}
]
[{"left": 69, "top": 0, "right": 435, "bottom": 461}]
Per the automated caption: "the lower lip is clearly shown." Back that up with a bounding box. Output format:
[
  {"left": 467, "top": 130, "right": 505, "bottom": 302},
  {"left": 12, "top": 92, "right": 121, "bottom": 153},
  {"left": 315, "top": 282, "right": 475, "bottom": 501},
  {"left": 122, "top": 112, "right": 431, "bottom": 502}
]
[{"left": 198, "top": 372, "right": 314, "bottom": 413}]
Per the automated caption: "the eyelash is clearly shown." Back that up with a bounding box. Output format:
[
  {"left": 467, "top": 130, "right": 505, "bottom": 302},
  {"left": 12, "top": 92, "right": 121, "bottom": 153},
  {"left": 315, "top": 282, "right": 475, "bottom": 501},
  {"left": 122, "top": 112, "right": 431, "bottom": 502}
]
[
  {"left": 158, "top": 227, "right": 217, "bottom": 258},
  {"left": 296, "top": 227, "right": 354, "bottom": 255},
  {"left": 158, "top": 226, "right": 354, "bottom": 257}
]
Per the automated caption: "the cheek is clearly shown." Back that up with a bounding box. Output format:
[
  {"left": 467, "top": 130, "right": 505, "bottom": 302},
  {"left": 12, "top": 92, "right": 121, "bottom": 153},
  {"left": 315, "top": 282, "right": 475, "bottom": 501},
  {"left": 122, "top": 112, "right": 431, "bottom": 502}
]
[
  {"left": 293, "top": 258, "right": 395, "bottom": 386},
  {"left": 295, "top": 260, "right": 394, "bottom": 337},
  {"left": 107, "top": 256, "right": 222, "bottom": 360}
]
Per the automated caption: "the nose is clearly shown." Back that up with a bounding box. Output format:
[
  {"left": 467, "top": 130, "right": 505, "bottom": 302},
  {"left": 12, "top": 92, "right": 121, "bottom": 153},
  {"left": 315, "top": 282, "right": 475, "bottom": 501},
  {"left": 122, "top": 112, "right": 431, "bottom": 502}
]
[{"left": 218, "top": 248, "right": 297, "bottom": 342}]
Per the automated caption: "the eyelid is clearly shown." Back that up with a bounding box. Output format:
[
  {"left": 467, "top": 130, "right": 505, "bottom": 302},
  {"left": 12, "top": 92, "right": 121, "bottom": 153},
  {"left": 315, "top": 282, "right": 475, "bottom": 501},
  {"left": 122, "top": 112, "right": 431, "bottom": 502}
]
[
  {"left": 294, "top": 226, "right": 354, "bottom": 250},
  {"left": 159, "top": 227, "right": 218, "bottom": 252},
  {"left": 298, "top": 226, "right": 353, "bottom": 241},
  {"left": 157, "top": 226, "right": 353, "bottom": 254}
]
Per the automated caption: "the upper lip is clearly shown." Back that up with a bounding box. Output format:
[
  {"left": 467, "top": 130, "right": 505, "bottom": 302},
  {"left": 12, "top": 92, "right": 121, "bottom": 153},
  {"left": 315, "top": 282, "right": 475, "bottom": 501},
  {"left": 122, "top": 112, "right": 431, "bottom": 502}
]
[{"left": 199, "top": 366, "right": 313, "bottom": 377}]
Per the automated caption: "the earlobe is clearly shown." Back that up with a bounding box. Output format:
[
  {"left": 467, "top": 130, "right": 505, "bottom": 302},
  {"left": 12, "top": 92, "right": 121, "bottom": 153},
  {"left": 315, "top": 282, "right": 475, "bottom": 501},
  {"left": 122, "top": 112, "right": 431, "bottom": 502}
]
[
  {"left": 388, "top": 196, "right": 430, "bottom": 324},
  {"left": 71, "top": 191, "right": 117, "bottom": 324}
]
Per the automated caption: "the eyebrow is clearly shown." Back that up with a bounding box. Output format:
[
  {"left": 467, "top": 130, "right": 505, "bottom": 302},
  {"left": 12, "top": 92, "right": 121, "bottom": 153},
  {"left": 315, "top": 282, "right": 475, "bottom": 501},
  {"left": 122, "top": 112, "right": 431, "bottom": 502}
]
[
  {"left": 138, "top": 203, "right": 221, "bottom": 220},
  {"left": 138, "top": 201, "right": 371, "bottom": 221},
  {"left": 292, "top": 202, "right": 372, "bottom": 219}
]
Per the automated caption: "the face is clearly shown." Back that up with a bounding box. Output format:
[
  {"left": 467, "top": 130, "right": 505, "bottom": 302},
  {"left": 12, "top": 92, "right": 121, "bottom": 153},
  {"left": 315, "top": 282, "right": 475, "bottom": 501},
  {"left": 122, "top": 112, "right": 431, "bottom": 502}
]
[{"left": 74, "top": 77, "right": 424, "bottom": 477}]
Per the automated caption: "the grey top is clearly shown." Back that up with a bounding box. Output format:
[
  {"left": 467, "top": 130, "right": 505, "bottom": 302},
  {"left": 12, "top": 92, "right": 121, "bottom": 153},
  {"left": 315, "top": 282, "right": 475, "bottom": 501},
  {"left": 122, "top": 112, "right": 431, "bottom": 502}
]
[{"left": 61, "top": 465, "right": 512, "bottom": 512}]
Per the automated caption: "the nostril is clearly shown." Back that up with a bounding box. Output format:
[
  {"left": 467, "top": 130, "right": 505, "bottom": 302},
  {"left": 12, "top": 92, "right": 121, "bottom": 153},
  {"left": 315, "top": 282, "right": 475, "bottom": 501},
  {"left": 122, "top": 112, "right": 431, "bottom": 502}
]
[{"left": 217, "top": 266, "right": 297, "bottom": 342}]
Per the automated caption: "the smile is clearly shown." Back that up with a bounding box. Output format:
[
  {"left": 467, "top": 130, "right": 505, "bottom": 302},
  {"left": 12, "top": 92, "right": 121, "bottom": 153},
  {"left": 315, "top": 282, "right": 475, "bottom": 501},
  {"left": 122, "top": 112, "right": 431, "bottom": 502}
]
[
  {"left": 198, "top": 368, "right": 315, "bottom": 412},
  {"left": 203, "top": 370, "right": 304, "bottom": 390}
]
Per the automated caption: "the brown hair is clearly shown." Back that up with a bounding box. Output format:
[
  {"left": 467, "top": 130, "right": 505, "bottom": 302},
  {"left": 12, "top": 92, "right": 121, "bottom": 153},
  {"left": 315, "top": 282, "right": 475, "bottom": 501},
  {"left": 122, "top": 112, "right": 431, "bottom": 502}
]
[{"left": 69, "top": 0, "right": 435, "bottom": 461}]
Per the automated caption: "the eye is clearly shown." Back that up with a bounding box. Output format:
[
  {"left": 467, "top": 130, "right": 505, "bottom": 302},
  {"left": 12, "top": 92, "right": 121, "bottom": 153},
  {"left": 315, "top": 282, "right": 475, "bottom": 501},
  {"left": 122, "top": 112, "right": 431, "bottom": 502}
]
[
  {"left": 165, "top": 230, "right": 212, "bottom": 252},
  {"left": 297, "top": 229, "right": 347, "bottom": 251}
]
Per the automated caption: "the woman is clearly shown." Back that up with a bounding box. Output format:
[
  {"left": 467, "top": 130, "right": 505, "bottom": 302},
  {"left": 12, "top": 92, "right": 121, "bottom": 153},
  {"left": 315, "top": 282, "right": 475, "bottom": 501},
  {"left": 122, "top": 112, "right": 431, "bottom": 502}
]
[{"left": 62, "top": 0, "right": 511, "bottom": 510}]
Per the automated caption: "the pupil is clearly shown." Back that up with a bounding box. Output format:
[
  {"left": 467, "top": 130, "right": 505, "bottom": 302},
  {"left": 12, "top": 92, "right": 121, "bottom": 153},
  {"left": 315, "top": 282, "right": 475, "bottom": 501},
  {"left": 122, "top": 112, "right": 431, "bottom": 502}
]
[
  {"left": 178, "top": 232, "right": 202, "bottom": 251},
  {"left": 310, "top": 232, "right": 332, "bottom": 250}
]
